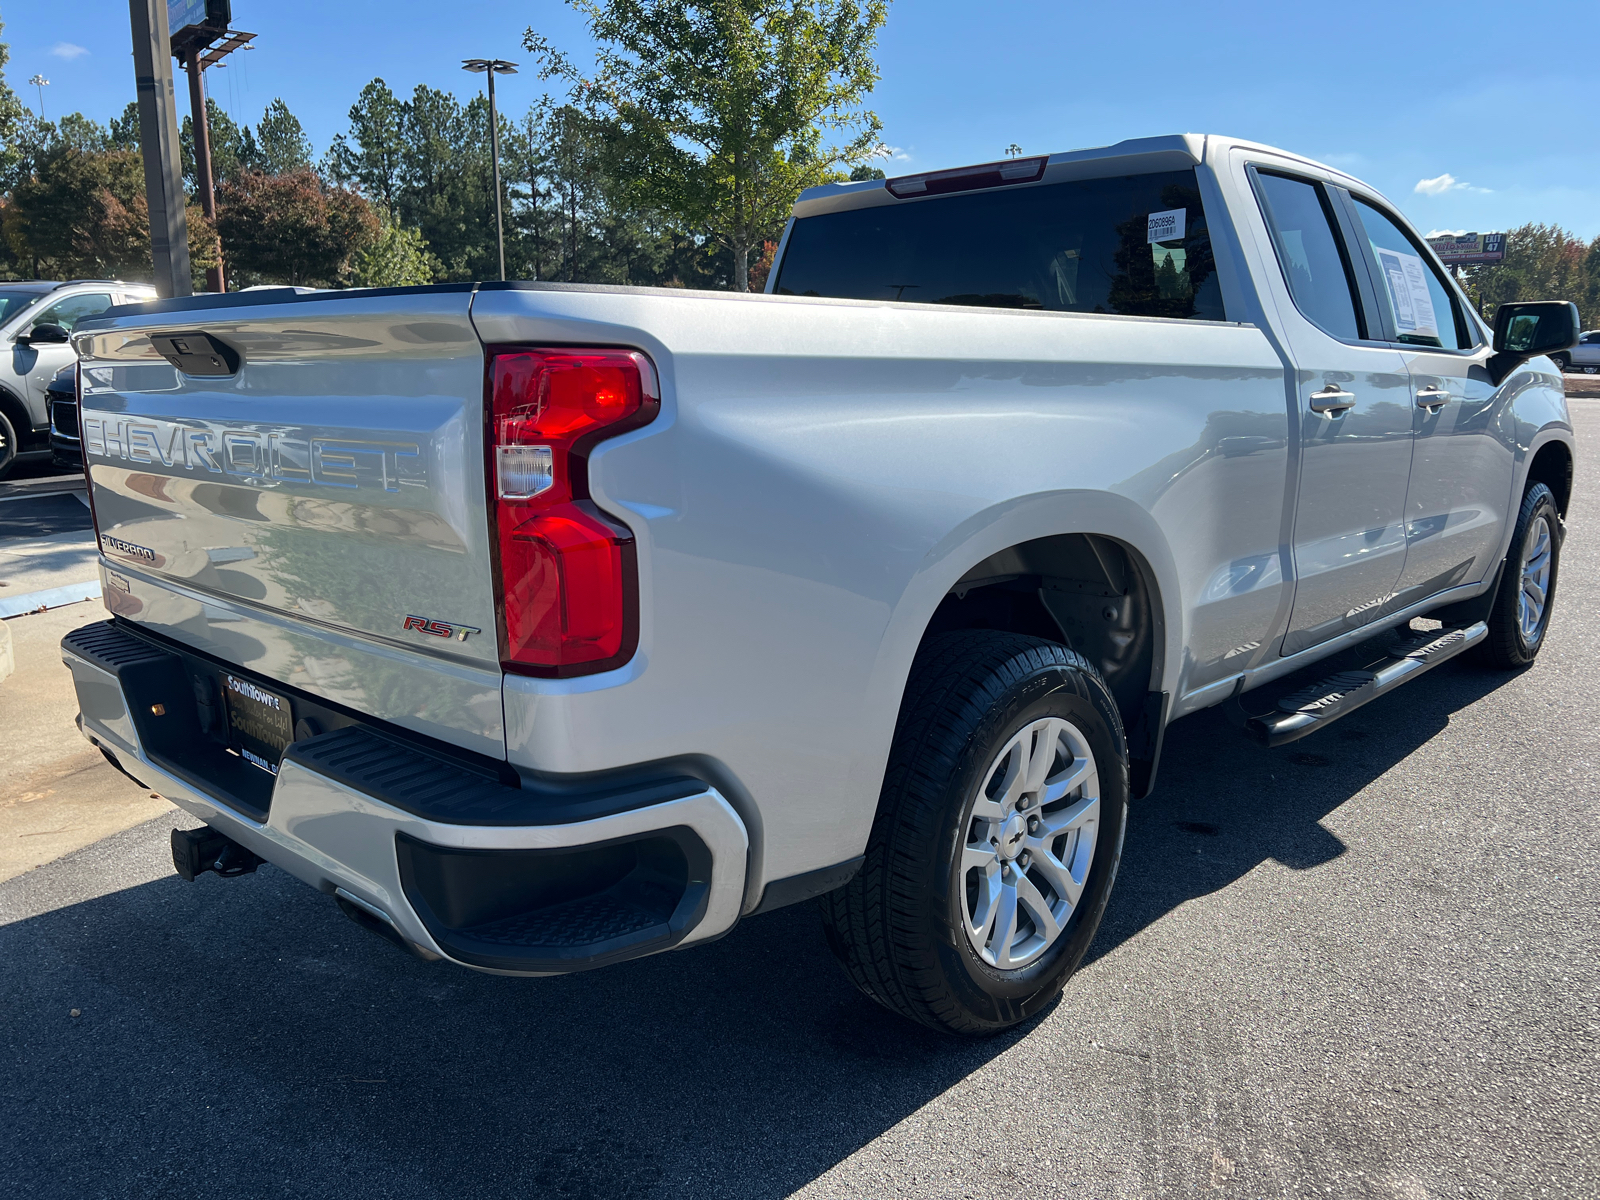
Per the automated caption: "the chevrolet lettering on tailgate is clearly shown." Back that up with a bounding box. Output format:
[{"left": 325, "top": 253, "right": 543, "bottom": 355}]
[{"left": 81, "top": 416, "right": 425, "bottom": 493}]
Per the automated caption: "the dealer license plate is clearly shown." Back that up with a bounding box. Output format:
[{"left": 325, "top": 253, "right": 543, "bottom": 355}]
[{"left": 223, "top": 673, "right": 294, "bottom": 774}]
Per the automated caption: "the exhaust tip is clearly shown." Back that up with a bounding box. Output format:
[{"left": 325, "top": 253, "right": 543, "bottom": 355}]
[{"left": 334, "top": 889, "right": 440, "bottom": 962}]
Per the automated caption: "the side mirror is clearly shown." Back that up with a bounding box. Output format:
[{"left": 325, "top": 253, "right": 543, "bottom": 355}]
[
  {"left": 18, "top": 322, "right": 70, "bottom": 346},
  {"left": 1488, "top": 301, "right": 1579, "bottom": 385}
]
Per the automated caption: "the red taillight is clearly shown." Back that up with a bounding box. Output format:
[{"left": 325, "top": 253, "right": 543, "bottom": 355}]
[
  {"left": 886, "top": 155, "right": 1047, "bottom": 198},
  {"left": 488, "top": 349, "right": 658, "bottom": 676}
]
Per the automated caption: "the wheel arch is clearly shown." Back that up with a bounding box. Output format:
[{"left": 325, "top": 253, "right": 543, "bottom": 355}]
[
  {"left": 0, "top": 384, "right": 30, "bottom": 437},
  {"left": 0, "top": 384, "right": 32, "bottom": 471},
  {"left": 875, "top": 491, "right": 1182, "bottom": 798},
  {"left": 1526, "top": 436, "right": 1573, "bottom": 519}
]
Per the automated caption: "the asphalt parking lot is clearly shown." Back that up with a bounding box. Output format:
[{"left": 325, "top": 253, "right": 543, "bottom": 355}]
[{"left": 2, "top": 403, "right": 1597, "bottom": 1199}]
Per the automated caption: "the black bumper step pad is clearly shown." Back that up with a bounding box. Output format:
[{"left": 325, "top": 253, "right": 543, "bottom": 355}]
[{"left": 285, "top": 724, "right": 707, "bottom": 827}]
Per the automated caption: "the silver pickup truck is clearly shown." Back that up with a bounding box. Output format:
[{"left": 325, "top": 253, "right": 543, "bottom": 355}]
[{"left": 63, "top": 134, "right": 1578, "bottom": 1035}]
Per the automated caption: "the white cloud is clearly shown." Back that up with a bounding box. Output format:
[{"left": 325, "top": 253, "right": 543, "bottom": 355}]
[
  {"left": 1415, "top": 173, "right": 1493, "bottom": 197},
  {"left": 1426, "top": 229, "right": 1469, "bottom": 238},
  {"left": 50, "top": 42, "right": 89, "bottom": 60}
]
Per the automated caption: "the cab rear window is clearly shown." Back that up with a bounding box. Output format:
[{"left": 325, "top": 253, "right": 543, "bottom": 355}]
[{"left": 774, "top": 169, "right": 1226, "bottom": 322}]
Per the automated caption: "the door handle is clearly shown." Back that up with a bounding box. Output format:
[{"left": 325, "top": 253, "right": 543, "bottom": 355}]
[
  {"left": 1415, "top": 387, "right": 1451, "bottom": 412},
  {"left": 1309, "top": 385, "right": 1356, "bottom": 415}
]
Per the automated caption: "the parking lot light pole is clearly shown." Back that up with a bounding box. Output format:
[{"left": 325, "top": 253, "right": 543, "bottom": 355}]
[{"left": 462, "top": 59, "right": 517, "bottom": 282}]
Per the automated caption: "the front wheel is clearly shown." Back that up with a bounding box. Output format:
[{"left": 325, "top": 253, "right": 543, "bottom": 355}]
[
  {"left": 1551, "top": 352, "right": 1571, "bottom": 373},
  {"left": 0, "top": 409, "right": 17, "bottom": 481},
  {"left": 1480, "top": 481, "right": 1562, "bottom": 669},
  {"left": 820, "top": 632, "right": 1129, "bottom": 1035}
]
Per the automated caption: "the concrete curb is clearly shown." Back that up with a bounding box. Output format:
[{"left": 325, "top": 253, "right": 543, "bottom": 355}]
[{"left": 0, "top": 580, "right": 102, "bottom": 620}]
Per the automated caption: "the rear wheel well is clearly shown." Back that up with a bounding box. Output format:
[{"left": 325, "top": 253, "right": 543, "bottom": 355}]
[
  {"left": 1526, "top": 441, "right": 1572, "bottom": 518},
  {"left": 919, "top": 533, "right": 1166, "bottom": 794}
]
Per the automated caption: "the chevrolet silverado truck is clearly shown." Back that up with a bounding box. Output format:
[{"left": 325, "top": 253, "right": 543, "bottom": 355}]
[{"left": 63, "top": 135, "right": 1578, "bottom": 1035}]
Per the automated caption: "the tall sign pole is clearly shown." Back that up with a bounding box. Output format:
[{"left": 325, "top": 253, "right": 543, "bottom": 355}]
[
  {"left": 181, "top": 51, "right": 225, "bottom": 292},
  {"left": 130, "top": 0, "right": 192, "bottom": 298}
]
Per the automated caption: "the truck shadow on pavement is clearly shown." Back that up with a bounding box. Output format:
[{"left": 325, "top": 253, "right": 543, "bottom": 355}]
[
  {"left": 0, "top": 659, "right": 1516, "bottom": 1200},
  {"left": 1093, "top": 656, "right": 1518, "bottom": 965}
]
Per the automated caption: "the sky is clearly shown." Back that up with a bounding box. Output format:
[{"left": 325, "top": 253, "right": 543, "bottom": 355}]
[{"left": 4, "top": 0, "right": 1596, "bottom": 241}]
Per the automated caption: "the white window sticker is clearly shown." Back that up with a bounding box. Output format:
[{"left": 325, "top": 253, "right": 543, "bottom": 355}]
[
  {"left": 1147, "top": 208, "right": 1187, "bottom": 244},
  {"left": 1375, "top": 248, "right": 1439, "bottom": 340}
]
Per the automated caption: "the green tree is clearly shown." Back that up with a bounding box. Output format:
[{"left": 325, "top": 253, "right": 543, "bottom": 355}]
[
  {"left": 0, "top": 19, "right": 30, "bottom": 194},
  {"left": 2, "top": 144, "right": 217, "bottom": 283},
  {"left": 4, "top": 147, "right": 149, "bottom": 277},
  {"left": 351, "top": 207, "right": 438, "bottom": 286},
  {"left": 1582, "top": 238, "right": 1600, "bottom": 331},
  {"left": 254, "top": 98, "right": 314, "bottom": 176},
  {"left": 108, "top": 101, "right": 140, "bottom": 151},
  {"left": 181, "top": 98, "right": 249, "bottom": 188},
  {"left": 215, "top": 168, "right": 379, "bottom": 287},
  {"left": 55, "top": 113, "right": 108, "bottom": 154},
  {"left": 325, "top": 79, "right": 406, "bottom": 210},
  {"left": 528, "top": 0, "right": 889, "bottom": 289},
  {"left": 1469, "top": 223, "right": 1599, "bottom": 330}
]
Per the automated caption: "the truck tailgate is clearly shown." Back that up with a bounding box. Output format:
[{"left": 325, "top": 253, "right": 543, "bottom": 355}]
[{"left": 72, "top": 289, "right": 505, "bottom": 757}]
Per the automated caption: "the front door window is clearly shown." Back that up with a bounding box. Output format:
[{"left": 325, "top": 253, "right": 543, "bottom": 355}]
[{"left": 30, "top": 292, "right": 113, "bottom": 334}]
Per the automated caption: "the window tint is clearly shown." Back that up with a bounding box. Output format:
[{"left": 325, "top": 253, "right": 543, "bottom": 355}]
[
  {"left": 1253, "top": 172, "right": 1361, "bottom": 340},
  {"left": 775, "top": 170, "right": 1225, "bottom": 321},
  {"left": 32, "top": 292, "right": 112, "bottom": 333},
  {"left": 1352, "top": 200, "right": 1466, "bottom": 350}
]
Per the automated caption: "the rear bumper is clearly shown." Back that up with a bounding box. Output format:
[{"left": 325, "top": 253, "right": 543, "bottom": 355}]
[{"left": 63, "top": 620, "right": 748, "bottom": 975}]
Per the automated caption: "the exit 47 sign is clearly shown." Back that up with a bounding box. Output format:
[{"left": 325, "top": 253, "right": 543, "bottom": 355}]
[{"left": 1426, "top": 232, "right": 1506, "bottom": 265}]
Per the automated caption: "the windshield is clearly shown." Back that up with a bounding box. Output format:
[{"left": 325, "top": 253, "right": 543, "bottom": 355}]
[
  {"left": 0, "top": 290, "right": 43, "bottom": 326},
  {"left": 775, "top": 169, "right": 1225, "bottom": 321}
]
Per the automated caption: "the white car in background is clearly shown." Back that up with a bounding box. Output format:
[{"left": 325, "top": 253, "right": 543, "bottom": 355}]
[
  {"left": 0, "top": 280, "right": 157, "bottom": 479},
  {"left": 1553, "top": 330, "right": 1600, "bottom": 373}
]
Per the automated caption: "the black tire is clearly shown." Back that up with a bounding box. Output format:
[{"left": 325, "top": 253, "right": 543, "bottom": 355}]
[
  {"left": 820, "top": 631, "right": 1129, "bottom": 1035},
  {"left": 1480, "top": 481, "right": 1562, "bottom": 669},
  {"left": 1551, "top": 352, "right": 1571, "bottom": 373},
  {"left": 0, "top": 409, "right": 17, "bottom": 481}
]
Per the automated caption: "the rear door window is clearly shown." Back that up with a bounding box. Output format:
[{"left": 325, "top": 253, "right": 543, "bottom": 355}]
[
  {"left": 774, "top": 169, "right": 1226, "bottom": 321},
  {"left": 1351, "top": 200, "right": 1469, "bottom": 350},
  {"left": 1252, "top": 171, "right": 1363, "bottom": 341}
]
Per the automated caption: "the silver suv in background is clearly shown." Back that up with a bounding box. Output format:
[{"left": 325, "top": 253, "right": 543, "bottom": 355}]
[
  {"left": 1553, "top": 330, "right": 1600, "bottom": 374},
  {"left": 0, "top": 280, "right": 157, "bottom": 478}
]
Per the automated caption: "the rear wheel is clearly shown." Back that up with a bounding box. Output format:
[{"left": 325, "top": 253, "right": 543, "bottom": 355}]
[
  {"left": 820, "top": 632, "right": 1129, "bottom": 1035},
  {"left": 1480, "top": 481, "right": 1562, "bottom": 668}
]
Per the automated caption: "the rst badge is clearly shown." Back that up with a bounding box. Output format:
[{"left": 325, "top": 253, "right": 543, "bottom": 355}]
[{"left": 402, "top": 614, "right": 482, "bottom": 642}]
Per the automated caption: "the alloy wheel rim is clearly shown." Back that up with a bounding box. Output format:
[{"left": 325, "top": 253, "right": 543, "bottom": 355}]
[
  {"left": 1517, "top": 515, "right": 1552, "bottom": 644},
  {"left": 960, "top": 716, "right": 1099, "bottom": 970}
]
